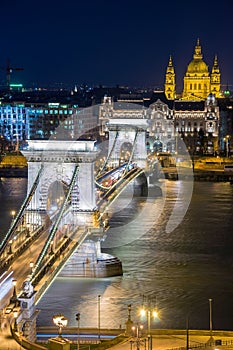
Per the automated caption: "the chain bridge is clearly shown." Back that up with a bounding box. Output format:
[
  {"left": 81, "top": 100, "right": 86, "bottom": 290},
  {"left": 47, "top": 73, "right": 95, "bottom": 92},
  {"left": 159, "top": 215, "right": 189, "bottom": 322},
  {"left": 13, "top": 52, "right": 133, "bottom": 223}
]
[{"left": 0, "top": 116, "right": 159, "bottom": 343}]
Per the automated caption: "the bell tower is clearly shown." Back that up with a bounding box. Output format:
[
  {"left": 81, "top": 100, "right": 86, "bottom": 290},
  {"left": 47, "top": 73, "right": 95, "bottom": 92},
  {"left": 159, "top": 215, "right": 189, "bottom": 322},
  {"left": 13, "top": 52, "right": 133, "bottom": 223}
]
[
  {"left": 210, "top": 55, "right": 221, "bottom": 98},
  {"left": 165, "top": 55, "right": 176, "bottom": 100}
]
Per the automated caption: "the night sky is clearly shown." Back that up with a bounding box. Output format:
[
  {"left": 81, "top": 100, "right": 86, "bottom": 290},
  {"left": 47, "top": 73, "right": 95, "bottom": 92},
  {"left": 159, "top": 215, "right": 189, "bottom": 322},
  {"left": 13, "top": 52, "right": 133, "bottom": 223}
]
[{"left": 1, "top": 0, "right": 233, "bottom": 91}]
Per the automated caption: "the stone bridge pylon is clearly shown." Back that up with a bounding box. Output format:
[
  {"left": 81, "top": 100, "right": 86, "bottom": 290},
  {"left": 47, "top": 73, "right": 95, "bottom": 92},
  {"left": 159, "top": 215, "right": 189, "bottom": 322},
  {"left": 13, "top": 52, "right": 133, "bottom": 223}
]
[{"left": 22, "top": 140, "right": 98, "bottom": 227}]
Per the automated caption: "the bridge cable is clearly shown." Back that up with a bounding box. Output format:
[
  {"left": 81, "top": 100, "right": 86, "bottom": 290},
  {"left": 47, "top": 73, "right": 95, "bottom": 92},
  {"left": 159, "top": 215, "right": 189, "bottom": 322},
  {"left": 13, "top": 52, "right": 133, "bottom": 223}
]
[
  {"left": 122, "top": 129, "right": 138, "bottom": 176},
  {"left": 97, "top": 130, "right": 119, "bottom": 177},
  {"left": 31, "top": 165, "right": 79, "bottom": 279},
  {"left": 0, "top": 165, "right": 44, "bottom": 255}
]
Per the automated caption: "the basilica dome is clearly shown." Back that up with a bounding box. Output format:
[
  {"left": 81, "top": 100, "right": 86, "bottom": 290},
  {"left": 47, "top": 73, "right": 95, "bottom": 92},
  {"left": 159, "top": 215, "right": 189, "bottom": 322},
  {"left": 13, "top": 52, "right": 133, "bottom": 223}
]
[{"left": 186, "top": 59, "right": 209, "bottom": 74}]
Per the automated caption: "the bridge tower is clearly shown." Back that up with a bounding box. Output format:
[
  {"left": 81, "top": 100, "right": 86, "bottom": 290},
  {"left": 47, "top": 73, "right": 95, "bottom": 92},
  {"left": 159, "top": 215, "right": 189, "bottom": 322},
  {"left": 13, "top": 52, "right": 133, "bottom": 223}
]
[
  {"left": 107, "top": 118, "right": 148, "bottom": 169},
  {"left": 22, "top": 140, "right": 98, "bottom": 227}
]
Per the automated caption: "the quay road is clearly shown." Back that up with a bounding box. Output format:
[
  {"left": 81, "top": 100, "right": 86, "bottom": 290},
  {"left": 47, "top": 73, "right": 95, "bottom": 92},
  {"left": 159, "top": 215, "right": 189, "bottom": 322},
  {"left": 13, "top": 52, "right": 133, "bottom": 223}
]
[
  {"left": 36, "top": 328, "right": 233, "bottom": 350},
  {"left": 2, "top": 318, "right": 233, "bottom": 349}
]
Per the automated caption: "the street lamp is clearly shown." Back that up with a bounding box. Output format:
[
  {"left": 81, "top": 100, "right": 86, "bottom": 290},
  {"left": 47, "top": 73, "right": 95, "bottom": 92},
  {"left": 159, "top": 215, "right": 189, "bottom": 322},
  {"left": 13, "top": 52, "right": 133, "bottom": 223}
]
[
  {"left": 187, "top": 299, "right": 214, "bottom": 348},
  {"left": 224, "top": 135, "right": 230, "bottom": 157},
  {"left": 8, "top": 240, "right": 13, "bottom": 255},
  {"left": 140, "top": 297, "right": 159, "bottom": 350},
  {"left": 50, "top": 240, "right": 54, "bottom": 255},
  {"left": 11, "top": 210, "right": 16, "bottom": 222},
  {"left": 53, "top": 314, "right": 68, "bottom": 338},
  {"left": 98, "top": 295, "right": 101, "bottom": 342},
  {"left": 132, "top": 323, "right": 144, "bottom": 350},
  {"left": 10, "top": 279, "right": 18, "bottom": 304},
  {"left": 29, "top": 262, "right": 34, "bottom": 275},
  {"left": 76, "top": 313, "right": 80, "bottom": 350},
  {"left": 209, "top": 298, "right": 213, "bottom": 339}
]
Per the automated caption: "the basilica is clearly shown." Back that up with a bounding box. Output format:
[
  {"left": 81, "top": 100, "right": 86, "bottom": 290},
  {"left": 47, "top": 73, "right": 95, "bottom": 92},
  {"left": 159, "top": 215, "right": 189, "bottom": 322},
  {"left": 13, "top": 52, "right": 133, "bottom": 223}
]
[{"left": 165, "top": 39, "right": 221, "bottom": 100}]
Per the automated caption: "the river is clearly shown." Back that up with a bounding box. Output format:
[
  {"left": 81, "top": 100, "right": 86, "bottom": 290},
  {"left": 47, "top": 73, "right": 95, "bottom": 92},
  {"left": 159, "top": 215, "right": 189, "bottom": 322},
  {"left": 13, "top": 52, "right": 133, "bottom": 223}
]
[{"left": 1, "top": 177, "right": 233, "bottom": 331}]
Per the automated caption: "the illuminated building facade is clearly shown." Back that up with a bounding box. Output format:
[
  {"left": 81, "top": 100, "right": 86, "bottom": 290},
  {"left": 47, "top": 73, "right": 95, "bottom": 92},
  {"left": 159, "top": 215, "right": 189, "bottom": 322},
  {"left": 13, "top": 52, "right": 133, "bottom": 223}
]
[
  {"left": 165, "top": 39, "right": 221, "bottom": 101},
  {"left": 147, "top": 99, "right": 175, "bottom": 152},
  {"left": 28, "top": 104, "right": 99, "bottom": 140},
  {"left": 0, "top": 104, "right": 29, "bottom": 147},
  {"left": 174, "top": 94, "right": 220, "bottom": 154},
  {"left": 0, "top": 103, "right": 99, "bottom": 150},
  {"left": 99, "top": 96, "right": 175, "bottom": 153}
]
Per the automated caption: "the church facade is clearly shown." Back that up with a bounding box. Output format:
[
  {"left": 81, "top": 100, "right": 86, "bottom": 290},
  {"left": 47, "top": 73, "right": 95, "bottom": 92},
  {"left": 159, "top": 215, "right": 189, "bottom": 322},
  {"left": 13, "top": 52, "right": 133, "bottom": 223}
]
[{"left": 165, "top": 39, "right": 221, "bottom": 101}]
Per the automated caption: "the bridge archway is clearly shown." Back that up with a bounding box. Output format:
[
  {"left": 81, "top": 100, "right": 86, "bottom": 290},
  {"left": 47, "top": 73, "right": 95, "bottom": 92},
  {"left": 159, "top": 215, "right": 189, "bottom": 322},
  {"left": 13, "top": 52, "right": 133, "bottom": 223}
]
[
  {"left": 107, "top": 119, "right": 148, "bottom": 168},
  {"left": 22, "top": 140, "right": 98, "bottom": 224},
  {"left": 46, "top": 180, "right": 67, "bottom": 215},
  {"left": 120, "top": 142, "right": 133, "bottom": 163},
  {"left": 153, "top": 140, "right": 163, "bottom": 152}
]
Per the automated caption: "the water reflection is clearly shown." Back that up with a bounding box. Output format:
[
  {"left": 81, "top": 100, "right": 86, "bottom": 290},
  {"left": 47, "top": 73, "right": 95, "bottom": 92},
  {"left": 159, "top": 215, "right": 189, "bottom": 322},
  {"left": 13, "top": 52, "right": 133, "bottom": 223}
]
[{"left": 1, "top": 178, "right": 233, "bottom": 330}]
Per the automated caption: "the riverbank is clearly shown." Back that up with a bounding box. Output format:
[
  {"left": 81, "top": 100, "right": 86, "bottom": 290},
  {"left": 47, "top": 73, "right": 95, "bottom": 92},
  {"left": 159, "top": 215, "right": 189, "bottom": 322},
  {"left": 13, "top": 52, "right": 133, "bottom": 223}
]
[
  {"left": 35, "top": 328, "right": 233, "bottom": 350},
  {"left": 0, "top": 153, "right": 233, "bottom": 181},
  {"left": 0, "top": 153, "right": 27, "bottom": 177},
  {"left": 0, "top": 166, "right": 27, "bottom": 177}
]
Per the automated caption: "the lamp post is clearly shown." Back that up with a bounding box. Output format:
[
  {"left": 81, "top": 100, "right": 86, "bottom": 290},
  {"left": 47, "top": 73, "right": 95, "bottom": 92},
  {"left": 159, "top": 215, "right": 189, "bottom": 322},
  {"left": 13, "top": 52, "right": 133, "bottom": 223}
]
[
  {"left": 98, "top": 295, "right": 101, "bottom": 342},
  {"left": 140, "top": 297, "right": 159, "bottom": 350},
  {"left": 209, "top": 298, "right": 213, "bottom": 339},
  {"left": 10, "top": 279, "right": 18, "bottom": 304},
  {"left": 11, "top": 210, "right": 16, "bottom": 222},
  {"left": 29, "top": 262, "right": 34, "bottom": 275},
  {"left": 132, "top": 323, "right": 144, "bottom": 350},
  {"left": 53, "top": 314, "right": 68, "bottom": 338},
  {"left": 186, "top": 315, "right": 189, "bottom": 350},
  {"left": 187, "top": 299, "right": 214, "bottom": 348},
  {"left": 8, "top": 240, "right": 13, "bottom": 255},
  {"left": 76, "top": 313, "right": 80, "bottom": 350},
  {"left": 50, "top": 240, "right": 54, "bottom": 255},
  {"left": 224, "top": 135, "right": 230, "bottom": 157}
]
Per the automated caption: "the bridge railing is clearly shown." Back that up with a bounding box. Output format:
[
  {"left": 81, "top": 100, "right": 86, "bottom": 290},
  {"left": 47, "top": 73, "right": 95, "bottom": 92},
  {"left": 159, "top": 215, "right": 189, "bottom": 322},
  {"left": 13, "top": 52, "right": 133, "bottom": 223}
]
[
  {"left": 98, "top": 167, "right": 144, "bottom": 210},
  {"left": 0, "top": 225, "right": 45, "bottom": 274},
  {"left": 0, "top": 165, "right": 44, "bottom": 256},
  {"left": 32, "top": 165, "right": 79, "bottom": 279},
  {"left": 33, "top": 227, "right": 89, "bottom": 304}
]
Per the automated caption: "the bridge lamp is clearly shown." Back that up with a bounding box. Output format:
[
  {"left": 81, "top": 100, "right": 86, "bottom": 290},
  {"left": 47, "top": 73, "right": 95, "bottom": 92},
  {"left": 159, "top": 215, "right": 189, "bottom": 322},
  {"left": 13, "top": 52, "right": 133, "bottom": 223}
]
[
  {"left": 140, "top": 308, "right": 146, "bottom": 317},
  {"left": 11, "top": 210, "right": 16, "bottom": 221},
  {"left": 29, "top": 262, "right": 34, "bottom": 274},
  {"left": 76, "top": 313, "right": 80, "bottom": 350},
  {"left": 140, "top": 306, "right": 159, "bottom": 350},
  {"left": 98, "top": 295, "right": 101, "bottom": 341},
  {"left": 8, "top": 240, "right": 13, "bottom": 255},
  {"left": 53, "top": 314, "right": 68, "bottom": 338},
  {"left": 10, "top": 279, "right": 18, "bottom": 304},
  {"left": 13, "top": 309, "right": 18, "bottom": 332},
  {"left": 50, "top": 241, "right": 54, "bottom": 255},
  {"left": 132, "top": 324, "right": 143, "bottom": 338}
]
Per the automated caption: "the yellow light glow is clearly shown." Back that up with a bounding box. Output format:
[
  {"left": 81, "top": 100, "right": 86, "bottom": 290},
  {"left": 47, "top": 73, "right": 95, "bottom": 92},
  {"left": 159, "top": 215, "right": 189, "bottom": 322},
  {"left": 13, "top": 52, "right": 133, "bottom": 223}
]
[
  {"left": 140, "top": 308, "right": 146, "bottom": 317},
  {"left": 153, "top": 310, "right": 158, "bottom": 318},
  {"left": 12, "top": 279, "right": 17, "bottom": 286}
]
